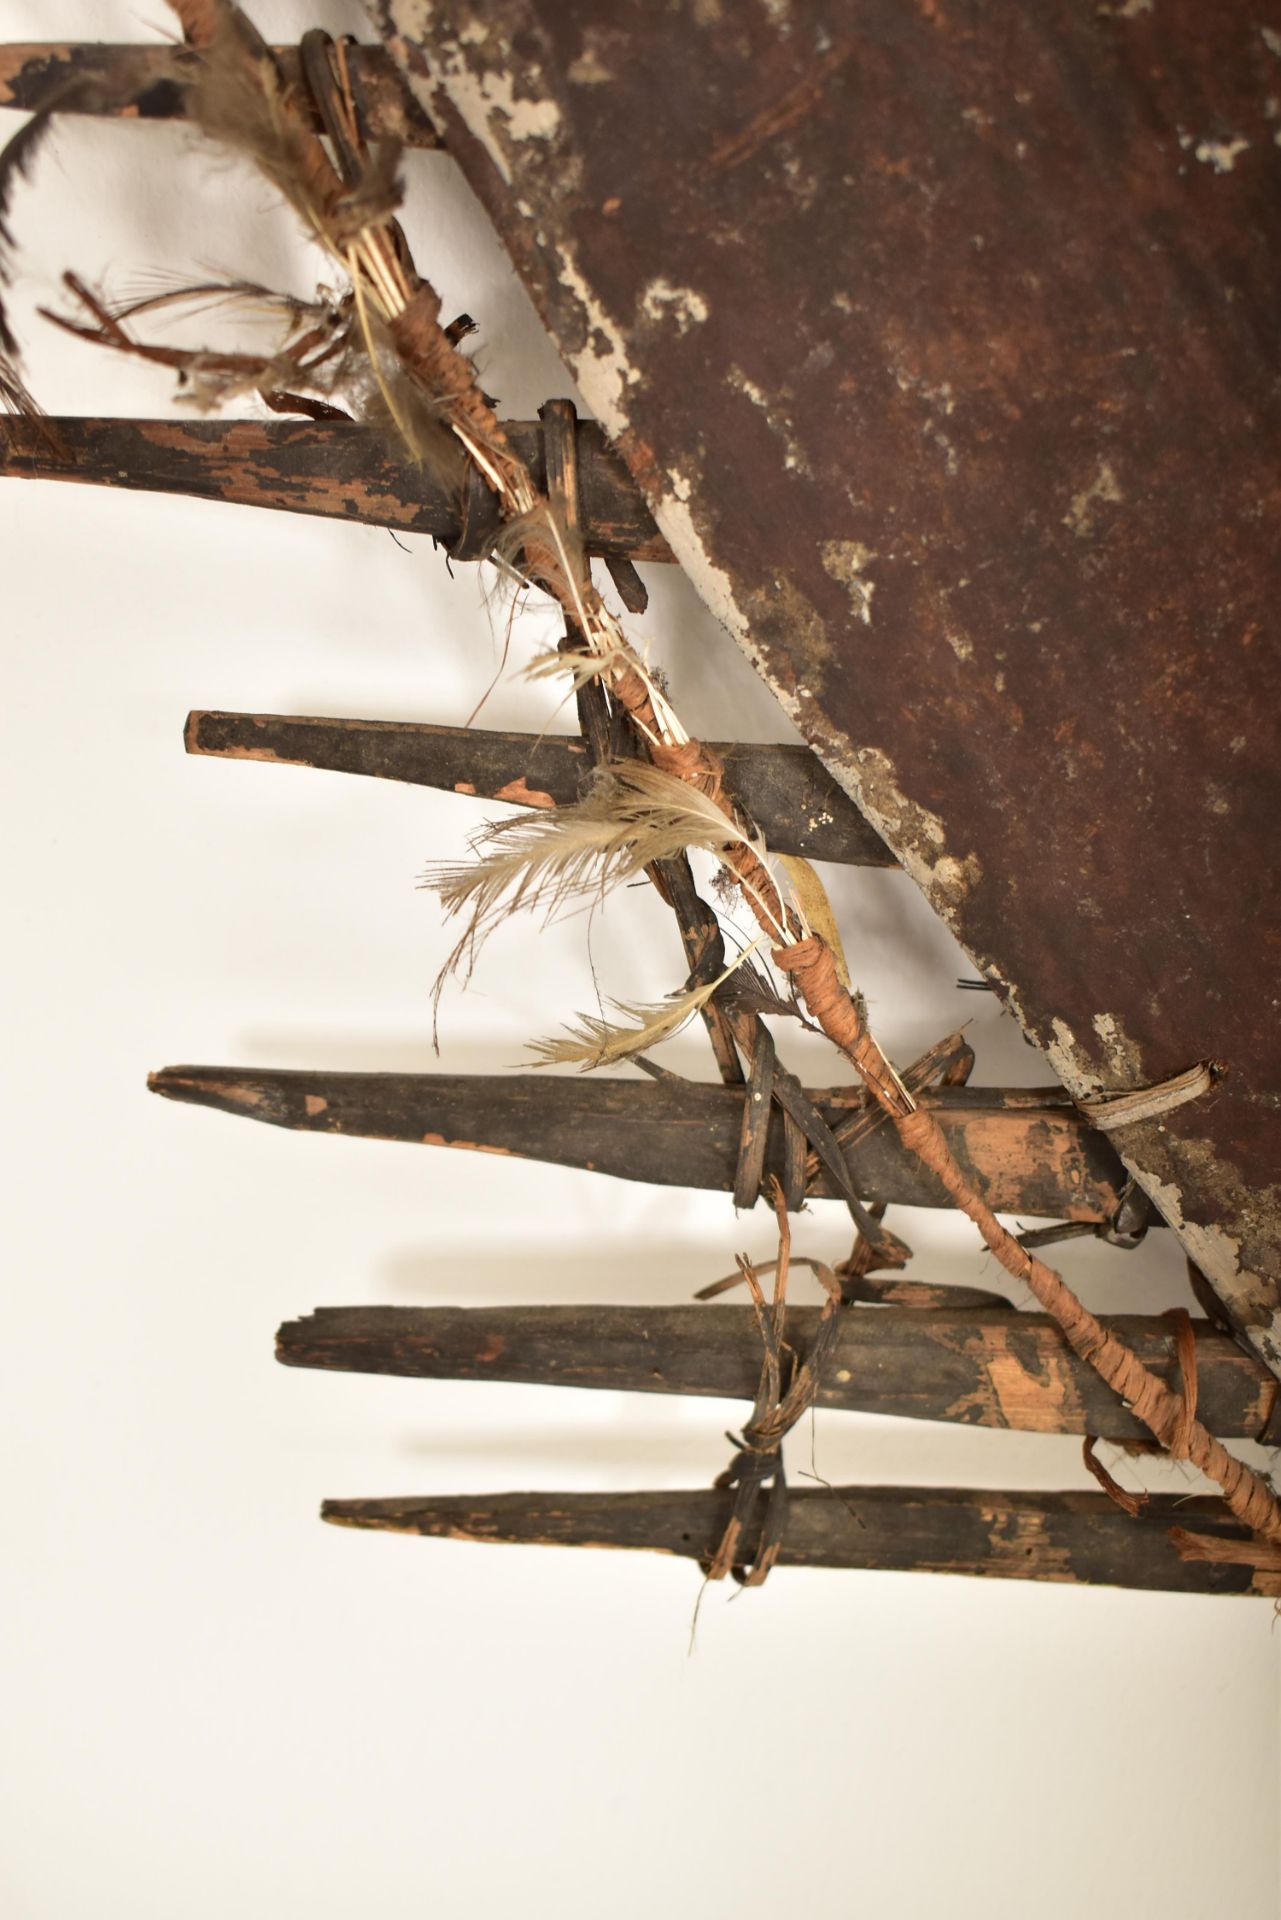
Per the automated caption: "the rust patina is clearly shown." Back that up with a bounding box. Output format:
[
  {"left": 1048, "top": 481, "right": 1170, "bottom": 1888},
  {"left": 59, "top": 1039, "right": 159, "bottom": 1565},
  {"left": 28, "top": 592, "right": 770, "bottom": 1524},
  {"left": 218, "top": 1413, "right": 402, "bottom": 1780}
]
[{"left": 374, "top": 0, "right": 1281, "bottom": 1375}]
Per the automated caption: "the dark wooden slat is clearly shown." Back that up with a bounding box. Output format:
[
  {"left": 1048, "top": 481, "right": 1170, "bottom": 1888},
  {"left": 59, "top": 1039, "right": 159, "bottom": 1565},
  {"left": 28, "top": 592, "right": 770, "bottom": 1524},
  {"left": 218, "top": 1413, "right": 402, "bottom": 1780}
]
[
  {"left": 147, "top": 1068, "right": 1127, "bottom": 1220},
  {"left": 0, "top": 42, "right": 439, "bottom": 146},
  {"left": 183, "top": 712, "right": 897, "bottom": 868},
  {"left": 320, "top": 1486, "right": 1279, "bottom": 1596},
  {"left": 0, "top": 418, "right": 671, "bottom": 562},
  {"left": 277, "top": 1304, "right": 1278, "bottom": 1443}
]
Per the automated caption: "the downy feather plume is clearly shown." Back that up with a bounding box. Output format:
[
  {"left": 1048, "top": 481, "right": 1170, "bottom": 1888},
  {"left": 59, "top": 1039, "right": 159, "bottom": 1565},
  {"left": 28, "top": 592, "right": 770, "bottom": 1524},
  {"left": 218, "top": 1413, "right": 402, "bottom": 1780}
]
[
  {"left": 528, "top": 944, "right": 762, "bottom": 1071},
  {"left": 41, "top": 272, "right": 343, "bottom": 413},
  {"left": 169, "top": 6, "right": 405, "bottom": 260},
  {"left": 0, "top": 58, "right": 130, "bottom": 424},
  {"left": 0, "top": 70, "right": 112, "bottom": 358},
  {"left": 424, "top": 760, "right": 785, "bottom": 998}
]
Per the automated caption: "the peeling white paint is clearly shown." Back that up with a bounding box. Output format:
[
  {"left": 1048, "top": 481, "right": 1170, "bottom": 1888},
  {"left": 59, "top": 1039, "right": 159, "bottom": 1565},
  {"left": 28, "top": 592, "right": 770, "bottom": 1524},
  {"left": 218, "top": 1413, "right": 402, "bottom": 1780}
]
[
  {"left": 893, "top": 366, "right": 956, "bottom": 416},
  {"left": 567, "top": 47, "right": 614, "bottom": 85},
  {"left": 925, "top": 421, "right": 960, "bottom": 477},
  {"left": 727, "top": 365, "right": 810, "bottom": 472},
  {"left": 893, "top": 368, "right": 959, "bottom": 474},
  {"left": 732, "top": 369, "right": 770, "bottom": 410},
  {"left": 1063, "top": 459, "right": 1122, "bottom": 537},
  {"left": 1048, "top": 1017, "right": 1094, "bottom": 1088},
  {"left": 553, "top": 245, "right": 636, "bottom": 437},
  {"left": 820, "top": 539, "right": 877, "bottom": 625},
  {"left": 1091, "top": 1010, "right": 1143, "bottom": 1080},
  {"left": 1193, "top": 136, "right": 1250, "bottom": 174},
  {"left": 1036, "top": 1015, "right": 1281, "bottom": 1365},
  {"left": 818, "top": 745, "right": 992, "bottom": 917},
  {"left": 431, "top": 50, "right": 562, "bottom": 187},
  {"left": 1122, "top": 1163, "right": 1280, "bottom": 1364},
  {"left": 646, "top": 489, "right": 756, "bottom": 655},
  {"left": 640, "top": 279, "right": 709, "bottom": 333}
]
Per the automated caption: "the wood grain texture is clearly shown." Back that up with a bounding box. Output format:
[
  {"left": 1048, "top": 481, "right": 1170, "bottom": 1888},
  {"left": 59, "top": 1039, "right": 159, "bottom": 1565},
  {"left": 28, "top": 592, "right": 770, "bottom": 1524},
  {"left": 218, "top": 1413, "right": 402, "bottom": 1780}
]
[
  {"left": 278, "top": 1303, "right": 1278, "bottom": 1443},
  {"left": 148, "top": 1067, "right": 1129, "bottom": 1220},
  {"left": 321, "top": 1485, "right": 1281, "bottom": 1595},
  {"left": 184, "top": 711, "right": 895, "bottom": 867},
  {"left": 0, "top": 417, "right": 670, "bottom": 561}
]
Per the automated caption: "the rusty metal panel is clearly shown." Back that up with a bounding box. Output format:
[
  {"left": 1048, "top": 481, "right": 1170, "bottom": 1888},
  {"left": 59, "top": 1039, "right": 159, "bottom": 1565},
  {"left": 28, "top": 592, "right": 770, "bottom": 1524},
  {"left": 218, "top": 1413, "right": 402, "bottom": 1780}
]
[{"left": 375, "top": 0, "right": 1281, "bottom": 1373}]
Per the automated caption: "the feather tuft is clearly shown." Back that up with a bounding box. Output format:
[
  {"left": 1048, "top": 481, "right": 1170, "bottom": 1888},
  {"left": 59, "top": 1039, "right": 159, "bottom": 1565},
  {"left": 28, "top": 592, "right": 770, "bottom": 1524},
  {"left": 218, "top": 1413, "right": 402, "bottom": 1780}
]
[
  {"left": 423, "top": 760, "right": 780, "bottom": 999},
  {"left": 0, "top": 68, "right": 126, "bottom": 360},
  {"left": 529, "top": 944, "right": 761, "bottom": 1071},
  {"left": 521, "top": 643, "right": 638, "bottom": 690}
]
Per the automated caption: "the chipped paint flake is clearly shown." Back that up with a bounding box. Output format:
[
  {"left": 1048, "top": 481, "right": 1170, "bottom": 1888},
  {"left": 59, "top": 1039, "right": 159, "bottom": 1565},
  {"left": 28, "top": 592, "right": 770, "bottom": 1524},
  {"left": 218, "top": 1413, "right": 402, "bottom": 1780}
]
[
  {"left": 1194, "top": 136, "right": 1250, "bottom": 174},
  {"left": 553, "top": 245, "right": 637, "bottom": 437},
  {"left": 1090, "top": 1011, "right": 1143, "bottom": 1081},
  {"left": 1063, "top": 459, "right": 1123, "bottom": 537},
  {"left": 1035, "top": 1017, "right": 1281, "bottom": 1373},
  {"left": 428, "top": 38, "right": 562, "bottom": 186},
  {"left": 567, "top": 46, "right": 613, "bottom": 85},
  {"left": 640, "top": 279, "right": 709, "bottom": 333},
  {"left": 1128, "top": 1165, "right": 1278, "bottom": 1348},
  {"left": 727, "top": 364, "right": 810, "bottom": 472},
  {"left": 831, "top": 746, "right": 982, "bottom": 913},
  {"left": 820, "top": 538, "right": 877, "bottom": 624}
]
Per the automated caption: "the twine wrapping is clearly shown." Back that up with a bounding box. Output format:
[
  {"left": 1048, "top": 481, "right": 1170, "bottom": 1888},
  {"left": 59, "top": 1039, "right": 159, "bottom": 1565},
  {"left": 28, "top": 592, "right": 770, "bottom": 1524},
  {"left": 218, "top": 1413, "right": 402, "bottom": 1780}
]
[{"left": 771, "top": 938, "right": 1281, "bottom": 1551}]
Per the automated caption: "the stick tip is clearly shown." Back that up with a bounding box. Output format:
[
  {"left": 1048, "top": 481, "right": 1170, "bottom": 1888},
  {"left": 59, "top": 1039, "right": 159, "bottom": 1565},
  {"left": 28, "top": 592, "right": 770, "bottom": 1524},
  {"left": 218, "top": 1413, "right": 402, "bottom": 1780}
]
[
  {"left": 148, "top": 1066, "right": 190, "bottom": 1099},
  {"left": 321, "top": 1499, "right": 374, "bottom": 1531}
]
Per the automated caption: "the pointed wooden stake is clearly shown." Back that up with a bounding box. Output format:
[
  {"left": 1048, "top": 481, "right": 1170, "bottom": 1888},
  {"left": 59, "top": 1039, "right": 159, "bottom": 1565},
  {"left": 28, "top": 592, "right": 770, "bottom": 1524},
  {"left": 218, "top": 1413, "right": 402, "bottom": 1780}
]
[
  {"left": 0, "top": 418, "right": 669, "bottom": 560},
  {"left": 147, "top": 1067, "right": 1128, "bottom": 1220},
  {"left": 277, "top": 1303, "right": 1277, "bottom": 1443},
  {"left": 183, "top": 712, "right": 896, "bottom": 868},
  {"left": 319, "top": 1486, "right": 1280, "bottom": 1596}
]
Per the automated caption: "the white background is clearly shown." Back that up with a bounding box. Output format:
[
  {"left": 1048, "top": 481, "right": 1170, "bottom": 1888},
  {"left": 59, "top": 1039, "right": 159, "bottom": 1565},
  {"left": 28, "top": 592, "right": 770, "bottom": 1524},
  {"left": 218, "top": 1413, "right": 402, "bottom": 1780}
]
[{"left": 2, "top": 4, "right": 1277, "bottom": 1914}]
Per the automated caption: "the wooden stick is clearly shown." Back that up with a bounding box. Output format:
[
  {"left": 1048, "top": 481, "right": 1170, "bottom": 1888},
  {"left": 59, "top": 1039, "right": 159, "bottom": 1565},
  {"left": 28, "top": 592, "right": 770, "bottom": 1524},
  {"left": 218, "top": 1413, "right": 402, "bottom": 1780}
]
[
  {"left": 0, "top": 42, "right": 439, "bottom": 146},
  {"left": 147, "top": 1067, "right": 1129, "bottom": 1220},
  {"left": 319, "top": 1485, "right": 1281, "bottom": 1596},
  {"left": 276, "top": 1304, "right": 1278, "bottom": 1443},
  {"left": 184, "top": 712, "right": 896, "bottom": 869},
  {"left": 0, "top": 417, "right": 670, "bottom": 561}
]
